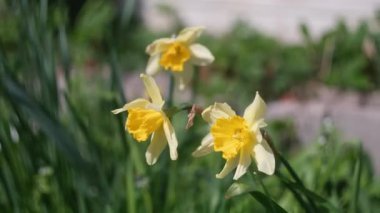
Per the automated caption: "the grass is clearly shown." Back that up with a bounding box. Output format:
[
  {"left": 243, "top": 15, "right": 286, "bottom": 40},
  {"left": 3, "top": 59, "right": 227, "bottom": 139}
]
[{"left": 1, "top": 0, "right": 380, "bottom": 212}]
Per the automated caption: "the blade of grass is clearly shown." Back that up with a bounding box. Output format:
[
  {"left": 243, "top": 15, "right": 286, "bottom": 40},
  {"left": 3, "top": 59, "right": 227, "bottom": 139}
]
[
  {"left": 0, "top": 152, "right": 20, "bottom": 213},
  {"left": 126, "top": 159, "right": 136, "bottom": 213},
  {"left": 0, "top": 73, "right": 90, "bottom": 171},
  {"left": 263, "top": 130, "right": 318, "bottom": 211},
  {"left": 276, "top": 171, "right": 341, "bottom": 212},
  {"left": 255, "top": 174, "right": 276, "bottom": 213},
  {"left": 249, "top": 191, "right": 287, "bottom": 213},
  {"left": 350, "top": 143, "right": 363, "bottom": 213}
]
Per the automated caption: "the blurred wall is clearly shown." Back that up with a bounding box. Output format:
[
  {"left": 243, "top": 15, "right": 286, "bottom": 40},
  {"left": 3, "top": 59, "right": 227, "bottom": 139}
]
[{"left": 143, "top": 0, "right": 380, "bottom": 42}]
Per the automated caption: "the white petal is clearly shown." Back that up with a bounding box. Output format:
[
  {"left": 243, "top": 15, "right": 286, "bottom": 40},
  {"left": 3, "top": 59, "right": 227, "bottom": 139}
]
[
  {"left": 176, "top": 26, "right": 204, "bottom": 43},
  {"left": 243, "top": 92, "right": 267, "bottom": 127},
  {"left": 140, "top": 74, "right": 164, "bottom": 106},
  {"left": 202, "top": 103, "right": 236, "bottom": 124},
  {"left": 192, "top": 133, "right": 214, "bottom": 157},
  {"left": 146, "top": 127, "right": 167, "bottom": 165},
  {"left": 111, "top": 99, "right": 150, "bottom": 114},
  {"left": 146, "top": 38, "right": 173, "bottom": 55},
  {"left": 190, "top": 43, "right": 214, "bottom": 66},
  {"left": 163, "top": 119, "right": 178, "bottom": 160},
  {"left": 251, "top": 119, "right": 267, "bottom": 143},
  {"left": 216, "top": 157, "right": 239, "bottom": 179},
  {"left": 233, "top": 150, "right": 252, "bottom": 180},
  {"left": 174, "top": 63, "right": 193, "bottom": 90},
  {"left": 145, "top": 102, "right": 164, "bottom": 112},
  {"left": 146, "top": 54, "right": 161, "bottom": 75},
  {"left": 253, "top": 139, "right": 275, "bottom": 175}
]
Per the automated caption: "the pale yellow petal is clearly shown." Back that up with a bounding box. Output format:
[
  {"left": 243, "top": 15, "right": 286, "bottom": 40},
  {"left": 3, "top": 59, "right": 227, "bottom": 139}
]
[
  {"left": 146, "top": 38, "right": 173, "bottom": 55},
  {"left": 190, "top": 43, "right": 214, "bottom": 66},
  {"left": 233, "top": 149, "right": 252, "bottom": 180},
  {"left": 111, "top": 99, "right": 150, "bottom": 114},
  {"left": 216, "top": 157, "right": 239, "bottom": 179},
  {"left": 163, "top": 119, "right": 178, "bottom": 160},
  {"left": 253, "top": 139, "right": 275, "bottom": 175},
  {"left": 202, "top": 103, "right": 236, "bottom": 124},
  {"left": 145, "top": 103, "right": 164, "bottom": 112},
  {"left": 174, "top": 63, "right": 193, "bottom": 90},
  {"left": 192, "top": 133, "right": 214, "bottom": 157},
  {"left": 140, "top": 74, "right": 164, "bottom": 106},
  {"left": 250, "top": 119, "right": 267, "bottom": 143},
  {"left": 243, "top": 92, "right": 267, "bottom": 127},
  {"left": 146, "top": 127, "right": 167, "bottom": 165},
  {"left": 176, "top": 26, "right": 204, "bottom": 44},
  {"left": 146, "top": 54, "right": 161, "bottom": 75}
]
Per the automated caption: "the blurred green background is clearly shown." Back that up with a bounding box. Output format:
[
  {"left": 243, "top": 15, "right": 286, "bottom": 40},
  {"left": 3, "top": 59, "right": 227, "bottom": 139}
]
[{"left": 1, "top": 0, "right": 380, "bottom": 212}]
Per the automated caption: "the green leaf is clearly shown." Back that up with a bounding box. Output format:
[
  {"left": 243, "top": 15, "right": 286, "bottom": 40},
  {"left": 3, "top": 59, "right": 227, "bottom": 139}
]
[
  {"left": 350, "top": 143, "right": 363, "bottom": 213},
  {"left": 0, "top": 73, "right": 91, "bottom": 171},
  {"left": 277, "top": 174, "right": 341, "bottom": 212},
  {"left": 249, "top": 191, "right": 287, "bottom": 213},
  {"left": 225, "top": 182, "right": 256, "bottom": 199}
]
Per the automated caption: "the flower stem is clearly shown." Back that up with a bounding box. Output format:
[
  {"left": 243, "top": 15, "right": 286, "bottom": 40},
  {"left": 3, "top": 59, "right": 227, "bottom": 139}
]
[
  {"left": 262, "top": 131, "right": 303, "bottom": 184},
  {"left": 251, "top": 167, "right": 276, "bottom": 212},
  {"left": 262, "top": 130, "right": 318, "bottom": 211},
  {"left": 191, "top": 68, "right": 200, "bottom": 102},
  {"left": 167, "top": 74, "right": 175, "bottom": 107},
  {"left": 351, "top": 143, "right": 362, "bottom": 213}
]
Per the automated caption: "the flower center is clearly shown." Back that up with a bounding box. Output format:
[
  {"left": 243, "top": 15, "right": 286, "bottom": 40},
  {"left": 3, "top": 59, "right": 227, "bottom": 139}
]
[
  {"left": 126, "top": 108, "right": 164, "bottom": 142},
  {"left": 159, "top": 42, "right": 191, "bottom": 72},
  {"left": 211, "top": 116, "right": 253, "bottom": 160}
]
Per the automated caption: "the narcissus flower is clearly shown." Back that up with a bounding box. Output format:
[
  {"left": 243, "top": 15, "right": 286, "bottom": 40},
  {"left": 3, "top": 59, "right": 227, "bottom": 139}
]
[
  {"left": 145, "top": 26, "right": 214, "bottom": 90},
  {"left": 192, "top": 92, "right": 275, "bottom": 180},
  {"left": 112, "top": 74, "right": 178, "bottom": 165}
]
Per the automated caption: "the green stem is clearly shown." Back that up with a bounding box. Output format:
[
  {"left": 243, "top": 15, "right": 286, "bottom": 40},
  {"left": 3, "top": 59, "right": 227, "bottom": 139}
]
[
  {"left": 254, "top": 173, "right": 275, "bottom": 213},
  {"left": 167, "top": 74, "right": 175, "bottom": 107},
  {"left": 262, "top": 130, "right": 303, "bottom": 186},
  {"left": 263, "top": 130, "right": 317, "bottom": 211},
  {"left": 351, "top": 143, "right": 362, "bottom": 213},
  {"left": 276, "top": 172, "right": 314, "bottom": 212},
  {"left": 277, "top": 153, "right": 304, "bottom": 188},
  {"left": 191, "top": 68, "right": 199, "bottom": 102}
]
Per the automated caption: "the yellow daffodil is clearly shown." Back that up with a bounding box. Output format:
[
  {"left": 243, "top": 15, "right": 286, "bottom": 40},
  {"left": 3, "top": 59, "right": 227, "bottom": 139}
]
[
  {"left": 112, "top": 74, "right": 178, "bottom": 165},
  {"left": 192, "top": 92, "right": 275, "bottom": 180},
  {"left": 145, "top": 26, "right": 214, "bottom": 90}
]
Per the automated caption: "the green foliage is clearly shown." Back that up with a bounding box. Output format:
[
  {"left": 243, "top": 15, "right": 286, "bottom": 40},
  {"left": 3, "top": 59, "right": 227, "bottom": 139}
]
[
  {"left": 1, "top": 1, "right": 380, "bottom": 212},
  {"left": 316, "top": 21, "right": 374, "bottom": 90},
  {"left": 200, "top": 22, "right": 313, "bottom": 104}
]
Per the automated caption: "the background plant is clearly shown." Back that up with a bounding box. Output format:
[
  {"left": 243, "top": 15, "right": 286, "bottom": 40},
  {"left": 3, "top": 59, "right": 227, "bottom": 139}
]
[{"left": 1, "top": 0, "right": 380, "bottom": 212}]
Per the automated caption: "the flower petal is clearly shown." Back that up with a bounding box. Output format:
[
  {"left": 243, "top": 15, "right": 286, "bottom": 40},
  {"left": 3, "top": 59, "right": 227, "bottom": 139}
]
[
  {"left": 163, "top": 119, "right": 178, "bottom": 160},
  {"left": 233, "top": 149, "right": 252, "bottom": 180},
  {"left": 243, "top": 92, "right": 267, "bottom": 127},
  {"left": 146, "top": 38, "right": 173, "bottom": 55},
  {"left": 216, "top": 157, "right": 239, "bottom": 179},
  {"left": 174, "top": 63, "right": 193, "bottom": 90},
  {"left": 253, "top": 139, "right": 275, "bottom": 175},
  {"left": 146, "top": 54, "right": 161, "bottom": 75},
  {"left": 140, "top": 74, "right": 164, "bottom": 106},
  {"left": 190, "top": 43, "right": 214, "bottom": 66},
  {"left": 202, "top": 103, "right": 236, "bottom": 124},
  {"left": 192, "top": 133, "right": 214, "bottom": 157},
  {"left": 176, "top": 26, "right": 204, "bottom": 44},
  {"left": 111, "top": 98, "right": 150, "bottom": 114},
  {"left": 146, "top": 127, "right": 167, "bottom": 165},
  {"left": 251, "top": 119, "right": 267, "bottom": 143}
]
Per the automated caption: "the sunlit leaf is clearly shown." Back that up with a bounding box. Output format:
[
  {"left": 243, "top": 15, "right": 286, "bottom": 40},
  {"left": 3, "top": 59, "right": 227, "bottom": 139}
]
[{"left": 249, "top": 191, "right": 287, "bottom": 213}]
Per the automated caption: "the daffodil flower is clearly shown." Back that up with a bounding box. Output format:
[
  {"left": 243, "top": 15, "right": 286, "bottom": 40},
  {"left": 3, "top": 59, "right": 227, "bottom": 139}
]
[
  {"left": 112, "top": 74, "right": 178, "bottom": 165},
  {"left": 145, "top": 26, "right": 214, "bottom": 90},
  {"left": 192, "top": 92, "right": 275, "bottom": 180}
]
